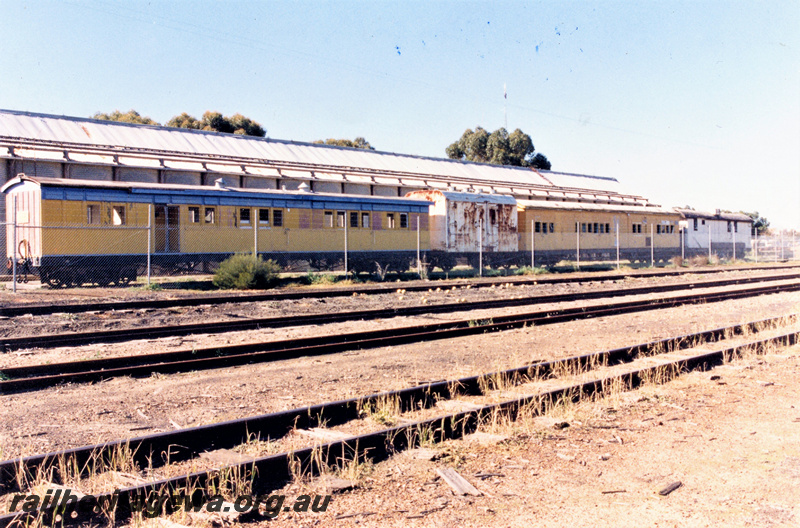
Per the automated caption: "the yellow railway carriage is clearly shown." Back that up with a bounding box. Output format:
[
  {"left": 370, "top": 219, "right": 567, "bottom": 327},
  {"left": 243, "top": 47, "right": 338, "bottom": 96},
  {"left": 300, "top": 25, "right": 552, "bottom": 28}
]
[
  {"left": 517, "top": 200, "right": 681, "bottom": 265},
  {"left": 3, "top": 176, "right": 431, "bottom": 286}
]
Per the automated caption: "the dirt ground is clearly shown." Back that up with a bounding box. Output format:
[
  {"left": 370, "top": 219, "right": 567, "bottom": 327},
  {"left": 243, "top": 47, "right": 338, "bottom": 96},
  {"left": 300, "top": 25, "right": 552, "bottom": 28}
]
[
  {"left": 1, "top": 287, "right": 798, "bottom": 459},
  {"left": 0, "top": 271, "right": 798, "bottom": 527},
  {"left": 264, "top": 341, "right": 800, "bottom": 528},
  {"left": 0, "top": 262, "right": 792, "bottom": 306},
  {"left": 1, "top": 271, "right": 799, "bottom": 372}
]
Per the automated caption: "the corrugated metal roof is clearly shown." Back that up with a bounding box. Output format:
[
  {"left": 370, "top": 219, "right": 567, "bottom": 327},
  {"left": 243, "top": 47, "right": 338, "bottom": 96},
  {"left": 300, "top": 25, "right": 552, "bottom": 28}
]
[
  {"left": 406, "top": 189, "right": 518, "bottom": 205},
  {"left": 674, "top": 208, "right": 752, "bottom": 222},
  {"left": 1, "top": 175, "right": 432, "bottom": 208},
  {"left": 0, "top": 109, "right": 630, "bottom": 196},
  {"left": 517, "top": 199, "right": 677, "bottom": 215}
]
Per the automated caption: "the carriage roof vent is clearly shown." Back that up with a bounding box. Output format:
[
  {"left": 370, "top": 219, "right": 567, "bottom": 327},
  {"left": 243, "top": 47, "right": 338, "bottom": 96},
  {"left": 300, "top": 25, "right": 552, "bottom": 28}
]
[
  {"left": 214, "top": 178, "right": 227, "bottom": 189},
  {"left": 297, "top": 182, "right": 311, "bottom": 193}
]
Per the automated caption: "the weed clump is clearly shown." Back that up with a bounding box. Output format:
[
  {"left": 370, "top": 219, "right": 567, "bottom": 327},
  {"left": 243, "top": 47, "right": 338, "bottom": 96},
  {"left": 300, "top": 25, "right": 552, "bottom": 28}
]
[
  {"left": 213, "top": 254, "right": 281, "bottom": 289},
  {"left": 515, "top": 266, "right": 548, "bottom": 276}
]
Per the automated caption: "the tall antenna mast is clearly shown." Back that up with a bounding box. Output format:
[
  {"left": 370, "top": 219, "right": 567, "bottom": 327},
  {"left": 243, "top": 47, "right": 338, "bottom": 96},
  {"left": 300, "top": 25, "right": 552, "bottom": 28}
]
[{"left": 503, "top": 83, "right": 508, "bottom": 130}]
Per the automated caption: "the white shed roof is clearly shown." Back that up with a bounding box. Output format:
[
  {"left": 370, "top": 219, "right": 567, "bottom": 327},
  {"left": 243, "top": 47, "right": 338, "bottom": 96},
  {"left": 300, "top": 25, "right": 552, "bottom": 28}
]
[
  {"left": 518, "top": 199, "right": 677, "bottom": 215},
  {"left": 0, "top": 109, "right": 639, "bottom": 199}
]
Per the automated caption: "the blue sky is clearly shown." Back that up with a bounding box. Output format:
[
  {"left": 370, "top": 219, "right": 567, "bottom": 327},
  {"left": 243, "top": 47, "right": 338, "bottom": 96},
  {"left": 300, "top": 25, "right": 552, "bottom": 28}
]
[{"left": 1, "top": 0, "right": 798, "bottom": 228}]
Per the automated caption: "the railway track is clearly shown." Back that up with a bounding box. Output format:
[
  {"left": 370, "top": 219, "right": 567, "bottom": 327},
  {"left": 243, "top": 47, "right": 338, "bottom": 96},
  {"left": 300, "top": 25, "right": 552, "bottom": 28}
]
[
  {"left": 2, "top": 271, "right": 800, "bottom": 352},
  {"left": 1, "top": 315, "right": 796, "bottom": 526},
  {"left": 1, "top": 263, "right": 798, "bottom": 318},
  {"left": 1, "top": 279, "right": 799, "bottom": 394}
]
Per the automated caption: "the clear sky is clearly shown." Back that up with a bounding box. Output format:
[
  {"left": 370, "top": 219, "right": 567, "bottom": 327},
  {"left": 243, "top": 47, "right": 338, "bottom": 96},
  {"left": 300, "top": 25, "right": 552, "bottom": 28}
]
[{"left": 1, "top": 0, "right": 798, "bottom": 229}]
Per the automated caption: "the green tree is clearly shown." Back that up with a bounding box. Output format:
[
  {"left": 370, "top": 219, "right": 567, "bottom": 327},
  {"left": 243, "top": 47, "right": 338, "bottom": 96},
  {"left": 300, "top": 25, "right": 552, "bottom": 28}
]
[
  {"left": 166, "top": 112, "right": 201, "bottom": 130},
  {"left": 742, "top": 211, "right": 770, "bottom": 235},
  {"left": 446, "top": 126, "right": 551, "bottom": 170},
  {"left": 92, "top": 110, "right": 159, "bottom": 125},
  {"left": 313, "top": 137, "right": 375, "bottom": 150},
  {"left": 166, "top": 111, "right": 266, "bottom": 137}
]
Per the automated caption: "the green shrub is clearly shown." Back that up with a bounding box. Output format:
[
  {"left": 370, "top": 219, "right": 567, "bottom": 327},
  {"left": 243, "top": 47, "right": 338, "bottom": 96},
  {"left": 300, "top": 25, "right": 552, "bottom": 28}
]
[
  {"left": 213, "top": 254, "right": 281, "bottom": 289},
  {"left": 515, "top": 266, "right": 548, "bottom": 276},
  {"left": 305, "top": 271, "right": 337, "bottom": 286}
]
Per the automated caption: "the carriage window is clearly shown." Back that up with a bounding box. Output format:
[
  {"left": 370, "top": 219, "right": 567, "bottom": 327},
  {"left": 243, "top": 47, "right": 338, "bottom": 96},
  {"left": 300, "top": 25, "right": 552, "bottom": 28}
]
[
  {"left": 272, "top": 209, "right": 283, "bottom": 227},
  {"left": 361, "top": 213, "right": 370, "bottom": 228},
  {"left": 239, "top": 208, "right": 251, "bottom": 225},
  {"left": 204, "top": 207, "right": 216, "bottom": 224},
  {"left": 87, "top": 205, "right": 100, "bottom": 225},
  {"left": 189, "top": 207, "right": 200, "bottom": 223},
  {"left": 112, "top": 206, "right": 126, "bottom": 226},
  {"left": 535, "top": 221, "right": 541, "bottom": 233},
  {"left": 324, "top": 211, "right": 334, "bottom": 228},
  {"left": 350, "top": 212, "right": 359, "bottom": 228},
  {"left": 259, "top": 208, "right": 269, "bottom": 225},
  {"left": 606, "top": 223, "right": 610, "bottom": 233},
  {"left": 593, "top": 223, "right": 598, "bottom": 233},
  {"left": 489, "top": 209, "right": 496, "bottom": 225},
  {"left": 336, "top": 211, "right": 345, "bottom": 228},
  {"left": 387, "top": 213, "right": 396, "bottom": 229},
  {"left": 581, "top": 223, "right": 587, "bottom": 233},
  {"left": 549, "top": 223, "right": 555, "bottom": 233},
  {"left": 727, "top": 221, "right": 731, "bottom": 232},
  {"left": 693, "top": 218, "right": 698, "bottom": 231},
  {"left": 400, "top": 213, "right": 408, "bottom": 229},
  {"left": 733, "top": 222, "right": 738, "bottom": 233}
]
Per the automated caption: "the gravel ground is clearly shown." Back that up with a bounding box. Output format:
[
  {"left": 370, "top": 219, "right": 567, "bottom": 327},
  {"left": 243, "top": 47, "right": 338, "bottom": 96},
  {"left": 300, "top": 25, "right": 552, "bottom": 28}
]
[
  {"left": 0, "top": 286, "right": 797, "bottom": 462},
  {"left": 262, "top": 341, "right": 800, "bottom": 528},
  {"left": 1, "top": 271, "right": 798, "bottom": 370}
]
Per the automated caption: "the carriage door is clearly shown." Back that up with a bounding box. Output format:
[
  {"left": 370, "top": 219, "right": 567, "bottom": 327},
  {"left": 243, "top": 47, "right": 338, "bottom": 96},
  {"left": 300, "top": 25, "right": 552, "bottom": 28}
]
[{"left": 155, "top": 206, "right": 180, "bottom": 253}]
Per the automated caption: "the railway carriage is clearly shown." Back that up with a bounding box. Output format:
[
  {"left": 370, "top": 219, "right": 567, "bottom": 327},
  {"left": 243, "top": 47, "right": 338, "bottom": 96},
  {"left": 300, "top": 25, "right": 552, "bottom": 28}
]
[
  {"left": 675, "top": 208, "right": 752, "bottom": 259},
  {"left": 3, "top": 175, "right": 431, "bottom": 286},
  {"left": 404, "top": 190, "right": 518, "bottom": 270},
  {"left": 517, "top": 200, "right": 682, "bottom": 265}
]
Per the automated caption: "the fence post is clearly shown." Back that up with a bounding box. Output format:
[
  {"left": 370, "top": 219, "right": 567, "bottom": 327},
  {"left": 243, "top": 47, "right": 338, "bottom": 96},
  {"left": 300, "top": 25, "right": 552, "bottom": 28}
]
[
  {"left": 344, "top": 216, "right": 348, "bottom": 276},
  {"left": 615, "top": 220, "right": 620, "bottom": 270},
  {"left": 754, "top": 229, "right": 758, "bottom": 263},
  {"left": 708, "top": 222, "right": 712, "bottom": 261},
  {"left": 478, "top": 218, "right": 483, "bottom": 277},
  {"left": 650, "top": 223, "right": 654, "bottom": 267},
  {"left": 147, "top": 204, "right": 152, "bottom": 287},
  {"left": 416, "top": 215, "right": 421, "bottom": 277},
  {"left": 531, "top": 219, "right": 535, "bottom": 269},
  {"left": 575, "top": 222, "right": 580, "bottom": 270},
  {"left": 775, "top": 231, "right": 779, "bottom": 262},
  {"left": 680, "top": 226, "right": 685, "bottom": 262},
  {"left": 12, "top": 197, "right": 17, "bottom": 293},
  {"left": 733, "top": 223, "right": 736, "bottom": 261},
  {"left": 254, "top": 218, "right": 258, "bottom": 260}
]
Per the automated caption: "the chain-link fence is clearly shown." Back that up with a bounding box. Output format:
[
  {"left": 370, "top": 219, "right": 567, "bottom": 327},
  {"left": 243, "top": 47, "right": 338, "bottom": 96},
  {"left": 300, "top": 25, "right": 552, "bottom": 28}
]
[
  {"left": 2, "top": 215, "right": 427, "bottom": 289},
  {"left": 749, "top": 231, "right": 799, "bottom": 263},
  {"left": 2, "top": 217, "right": 797, "bottom": 291}
]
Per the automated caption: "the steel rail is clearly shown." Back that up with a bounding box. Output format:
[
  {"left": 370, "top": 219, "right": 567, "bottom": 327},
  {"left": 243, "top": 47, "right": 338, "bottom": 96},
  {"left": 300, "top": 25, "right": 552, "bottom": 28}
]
[
  {"left": 1, "top": 263, "right": 798, "bottom": 318},
  {"left": 1, "top": 325, "right": 796, "bottom": 526},
  {"left": 3, "top": 271, "right": 799, "bottom": 352},
  {"left": 0, "top": 314, "right": 792, "bottom": 491},
  {"left": 1, "top": 281, "right": 798, "bottom": 395}
]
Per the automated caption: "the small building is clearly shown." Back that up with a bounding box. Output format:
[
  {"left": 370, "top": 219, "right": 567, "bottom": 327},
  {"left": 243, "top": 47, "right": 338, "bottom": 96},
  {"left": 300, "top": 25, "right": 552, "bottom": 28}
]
[{"left": 675, "top": 208, "right": 753, "bottom": 258}]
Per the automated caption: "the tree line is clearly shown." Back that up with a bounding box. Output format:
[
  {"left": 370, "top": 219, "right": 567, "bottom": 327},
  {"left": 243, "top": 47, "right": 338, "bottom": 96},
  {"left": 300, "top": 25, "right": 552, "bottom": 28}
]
[
  {"left": 93, "top": 111, "right": 552, "bottom": 170},
  {"left": 92, "top": 110, "right": 266, "bottom": 137}
]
